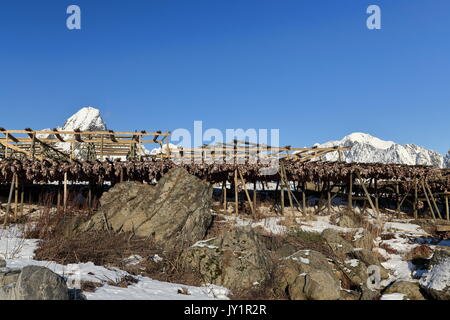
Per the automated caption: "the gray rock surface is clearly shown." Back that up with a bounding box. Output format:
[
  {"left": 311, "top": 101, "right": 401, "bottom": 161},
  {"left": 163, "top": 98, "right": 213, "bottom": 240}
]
[
  {"left": 303, "top": 271, "right": 341, "bottom": 300},
  {"left": 321, "top": 229, "right": 354, "bottom": 257},
  {"left": 420, "top": 247, "right": 450, "bottom": 300},
  {"left": 184, "top": 227, "right": 271, "bottom": 291},
  {"left": 385, "top": 281, "right": 425, "bottom": 300},
  {"left": 279, "top": 249, "right": 342, "bottom": 300},
  {"left": 0, "top": 266, "right": 69, "bottom": 300},
  {"left": 85, "top": 168, "right": 213, "bottom": 250},
  {"left": 0, "top": 269, "right": 21, "bottom": 288}
]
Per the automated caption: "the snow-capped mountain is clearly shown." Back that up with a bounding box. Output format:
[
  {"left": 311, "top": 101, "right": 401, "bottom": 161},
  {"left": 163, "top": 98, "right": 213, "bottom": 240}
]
[
  {"left": 316, "top": 132, "right": 446, "bottom": 168},
  {"left": 39, "top": 107, "right": 107, "bottom": 135},
  {"left": 61, "top": 107, "right": 107, "bottom": 131},
  {"left": 37, "top": 107, "right": 109, "bottom": 156},
  {"left": 445, "top": 151, "right": 450, "bottom": 168}
]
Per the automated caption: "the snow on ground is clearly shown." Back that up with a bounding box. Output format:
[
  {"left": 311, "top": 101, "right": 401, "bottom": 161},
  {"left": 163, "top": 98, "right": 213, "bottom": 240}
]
[
  {"left": 380, "top": 293, "right": 406, "bottom": 300},
  {"left": 0, "top": 225, "right": 230, "bottom": 300},
  {"left": 377, "top": 221, "right": 431, "bottom": 283},
  {"left": 420, "top": 256, "right": 450, "bottom": 293},
  {"left": 296, "top": 215, "right": 358, "bottom": 234},
  {"left": 219, "top": 214, "right": 287, "bottom": 235},
  {"left": 384, "top": 221, "right": 427, "bottom": 235}
]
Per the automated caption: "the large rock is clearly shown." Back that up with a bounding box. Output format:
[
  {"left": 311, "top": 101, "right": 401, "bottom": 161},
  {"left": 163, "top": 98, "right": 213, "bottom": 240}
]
[
  {"left": 0, "top": 266, "right": 69, "bottom": 300},
  {"left": 279, "top": 250, "right": 342, "bottom": 300},
  {"left": 85, "top": 168, "right": 213, "bottom": 250},
  {"left": 0, "top": 269, "right": 21, "bottom": 288},
  {"left": 420, "top": 247, "right": 450, "bottom": 300},
  {"left": 183, "top": 227, "right": 271, "bottom": 291},
  {"left": 347, "top": 249, "right": 390, "bottom": 280},
  {"left": 303, "top": 271, "right": 341, "bottom": 300},
  {"left": 359, "top": 283, "right": 381, "bottom": 300},
  {"left": 384, "top": 281, "right": 425, "bottom": 300},
  {"left": 341, "top": 259, "right": 368, "bottom": 286},
  {"left": 321, "top": 229, "right": 354, "bottom": 258}
]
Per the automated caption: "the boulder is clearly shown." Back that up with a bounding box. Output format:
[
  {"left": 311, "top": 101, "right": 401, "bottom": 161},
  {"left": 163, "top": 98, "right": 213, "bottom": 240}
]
[
  {"left": 183, "top": 227, "right": 271, "bottom": 291},
  {"left": 303, "top": 271, "right": 341, "bottom": 300},
  {"left": 279, "top": 250, "right": 342, "bottom": 300},
  {"left": 284, "top": 250, "right": 335, "bottom": 275},
  {"left": 384, "top": 281, "right": 425, "bottom": 300},
  {"left": 359, "top": 283, "right": 381, "bottom": 300},
  {"left": 347, "top": 249, "right": 389, "bottom": 280},
  {"left": 406, "top": 245, "right": 433, "bottom": 261},
  {"left": 321, "top": 229, "right": 354, "bottom": 258},
  {"left": 84, "top": 168, "right": 213, "bottom": 250},
  {"left": 0, "top": 269, "right": 21, "bottom": 287},
  {"left": 420, "top": 247, "right": 450, "bottom": 300},
  {"left": 342, "top": 259, "right": 368, "bottom": 285},
  {"left": 339, "top": 290, "right": 361, "bottom": 300},
  {"left": 0, "top": 266, "right": 68, "bottom": 300},
  {"left": 287, "top": 274, "right": 307, "bottom": 300}
]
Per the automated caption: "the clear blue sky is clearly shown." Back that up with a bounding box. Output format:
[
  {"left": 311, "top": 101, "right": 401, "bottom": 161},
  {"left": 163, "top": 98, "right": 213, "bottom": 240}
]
[{"left": 1, "top": 0, "right": 449, "bottom": 154}]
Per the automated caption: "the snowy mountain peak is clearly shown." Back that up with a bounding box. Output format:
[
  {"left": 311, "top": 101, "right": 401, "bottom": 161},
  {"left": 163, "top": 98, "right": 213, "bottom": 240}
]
[
  {"left": 340, "top": 132, "right": 395, "bottom": 150},
  {"left": 62, "top": 107, "right": 107, "bottom": 131},
  {"left": 317, "top": 132, "right": 446, "bottom": 168}
]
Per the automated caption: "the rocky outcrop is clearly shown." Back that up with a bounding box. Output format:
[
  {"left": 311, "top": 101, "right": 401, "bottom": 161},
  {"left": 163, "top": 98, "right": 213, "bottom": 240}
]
[
  {"left": 183, "top": 227, "right": 271, "bottom": 291},
  {"left": 384, "top": 281, "right": 425, "bottom": 300},
  {"left": 321, "top": 229, "right": 354, "bottom": 258},
  {"left": 279, "top": 249, "right": 341, "bottom": 300},
  {"left": 304, "top": 271, "right": 341, "bottom": 300},
  {"left": 0, "top": 269, "right": 21, "bottom": 288},
  {"left": 0, "top": 266, "right": 69, "bottom": 300},
  {"left": 84, "top": 168, "right": 213, "bottom": 250},
  {"left": 347, "top": 249, "right": 389, "bottom": 280},
  {"left": 420, "top": 247, "right": 450, "bottom": 300}
]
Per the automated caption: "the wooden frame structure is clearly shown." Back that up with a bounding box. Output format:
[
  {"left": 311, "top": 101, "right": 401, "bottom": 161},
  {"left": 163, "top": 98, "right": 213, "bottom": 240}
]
[
  {"left": 0, "top": 128, "right": 171, "bottom": 161},
  {"left": 161, "top": 139, "right": 348, "bottom": 164}
]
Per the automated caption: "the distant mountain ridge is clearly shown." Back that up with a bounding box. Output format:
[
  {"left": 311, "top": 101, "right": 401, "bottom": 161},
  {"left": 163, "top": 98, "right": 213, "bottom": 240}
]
[{"left": 316, "top": 132, "right": 447, "bottom": 168}]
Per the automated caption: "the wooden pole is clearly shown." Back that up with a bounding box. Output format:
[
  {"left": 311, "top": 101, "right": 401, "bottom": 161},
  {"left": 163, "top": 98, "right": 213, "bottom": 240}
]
[
  {"left": 234, "top": 169, "right": 238, "bottom": 215},
  {"left": 348, "top": 172, "right": 353, "bottom": 210},
  {"left": 5, "top": 135, "right": 8, "bottom": 158},
  {"left": 57, "top": 183, "right": 61, "bottom": 211},
  {"left": 302, "top": 183, "right": 307, "bottom": 215},
  {"left": 20, "top": 184, "right": 24, "bottom": 217},
  {"left": 395, "top": 183, "right": 401, "bottom": 214},
  {"left": 223, "top": 180, "right": 227, "bottom": 212},
  {"left": 280, "top": 163, "right": 301, "bottom": 211},
  {"left": 14, "top": 174, "right": 19, "bottom": 220},
  {"left": 237, "top": 169, "right": 255, "bottom": 217},
  {"left": 413, "top": 179, "right": 418, "bottom": 219},
  {"left": 422, "top": 181, "right": 436, "bottom": 220},
  {"left": 253, "top": 181, "right": 257, "bottom": 211},
  {"left": 356, "top": 172, "right": 379, "bottom": 218},
  {"left": 282, "top": 163, "right": 294, "bottom": 209},
  {"left": 31, "top": 133, "right": 36, "bottom": 160},
  {"left": 374, "top": 179, "right": 379, "bottom": 212},
  {"left": 63, "top": 172, "right": 68, "bottom": 213},
  {"left": 327, "top": 190, "right": 331, "bottom": 214},
  {"left": 425, "top": 182, "right": 442, "bottom": 220},
  {"left": 280, "top": 178, "right": 285, "bottom": 216},
  {"left": 445, "top": 191, "right": 449, "bottom": 221},
  {"left": 4, "top": 174, "right": 16, "bottom": 226}
]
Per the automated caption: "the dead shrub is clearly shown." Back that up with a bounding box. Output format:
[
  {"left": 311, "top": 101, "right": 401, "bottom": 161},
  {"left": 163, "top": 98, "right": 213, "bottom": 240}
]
[
  {"left": 285, "top": 230, "right": 338, "bottom": 260},
  {"left": 34, "top": 230, "right": 161, "bottom": 267},
  {"left": 379, "top": 243, "right": 399, "bottom": 255},
  {"left": 230, "top": 254, "right": 288, "bottom": 300}
]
